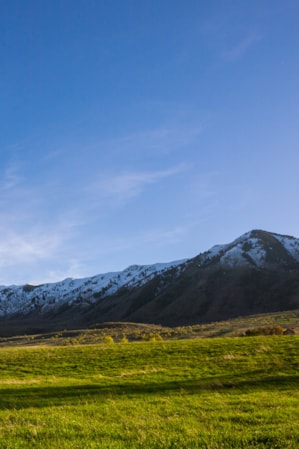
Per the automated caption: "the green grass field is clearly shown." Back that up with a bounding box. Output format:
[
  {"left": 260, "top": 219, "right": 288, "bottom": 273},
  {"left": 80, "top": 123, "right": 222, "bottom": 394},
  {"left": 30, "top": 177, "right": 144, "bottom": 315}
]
[{"left": 0, "top": 336, "right": 298, "bottom": 448}]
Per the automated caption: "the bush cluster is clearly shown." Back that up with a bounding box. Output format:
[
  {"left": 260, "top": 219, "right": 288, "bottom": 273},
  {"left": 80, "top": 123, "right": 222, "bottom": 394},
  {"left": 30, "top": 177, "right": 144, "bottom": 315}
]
[{"left": 242, "top": 325, "right": 293, "bottom": 336}]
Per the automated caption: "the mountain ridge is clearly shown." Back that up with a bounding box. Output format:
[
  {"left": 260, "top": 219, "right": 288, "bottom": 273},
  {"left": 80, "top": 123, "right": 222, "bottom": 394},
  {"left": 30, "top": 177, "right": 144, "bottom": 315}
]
[{"left": 0, "top": 229, "right": 299, "bottom": 335}]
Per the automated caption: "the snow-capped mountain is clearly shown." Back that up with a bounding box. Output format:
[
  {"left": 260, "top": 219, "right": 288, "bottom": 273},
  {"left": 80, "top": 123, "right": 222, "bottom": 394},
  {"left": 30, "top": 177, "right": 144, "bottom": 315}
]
[
  {"left": 0, "top": 229, "right": 299, "bottom": 334},
  {"left": 0, "top": 260, "right": 185, "bottom": 318},
  {"left": 197, "top": 229, "right": 299, "bottom": 269}
]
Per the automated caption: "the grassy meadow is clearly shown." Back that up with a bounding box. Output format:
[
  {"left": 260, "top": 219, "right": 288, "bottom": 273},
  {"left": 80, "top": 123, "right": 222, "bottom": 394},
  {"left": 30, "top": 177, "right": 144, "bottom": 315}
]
[{"left": 0, "top": 336, "right": 298, "bottom": 448}]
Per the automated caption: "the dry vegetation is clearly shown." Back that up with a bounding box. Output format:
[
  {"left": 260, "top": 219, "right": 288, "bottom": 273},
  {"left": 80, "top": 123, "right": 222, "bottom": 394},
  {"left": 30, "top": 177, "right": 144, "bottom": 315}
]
[{"left": 0, "top": 309, "right": 297, "bottom": 347}]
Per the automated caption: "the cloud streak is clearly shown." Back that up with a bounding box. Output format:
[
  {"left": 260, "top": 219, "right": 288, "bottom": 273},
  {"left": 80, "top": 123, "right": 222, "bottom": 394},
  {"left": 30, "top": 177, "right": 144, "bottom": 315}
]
[
  {"left": 222, "top": 31, "right": 263, "bottom": 61},
  {"left": 88, "top": 164, "right": 188, "bottom": 206},
  {"left": 0, "top": 221, "right": 76, "bottom": 269},
  {"left": 0, "top": 163, "right": 23, "bottom": 192},
  {"left": 99, "top": 123, "right": 205, "bottom": 157}
]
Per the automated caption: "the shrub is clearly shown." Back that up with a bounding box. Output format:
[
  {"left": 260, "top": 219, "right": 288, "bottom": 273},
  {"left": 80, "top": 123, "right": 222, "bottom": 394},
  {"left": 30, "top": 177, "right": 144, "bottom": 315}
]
[
  {"left": 148, "top": 333, "right": 163, "bottom": 342},
  {"left": 103, "top": 335, "right": 114, "bottom": 344},
  {"left": 243, "top": 325, "right": 286, "bottom": 336},
  {"left": 154, "top": 333, "right": 163, "bottom": 341}
]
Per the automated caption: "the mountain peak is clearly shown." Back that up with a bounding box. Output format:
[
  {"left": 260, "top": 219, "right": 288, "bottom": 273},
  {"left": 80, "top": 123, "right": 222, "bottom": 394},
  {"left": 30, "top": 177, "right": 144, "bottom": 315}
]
[{"left": 198, "top": 229, "right": 299, "bottom": 269}]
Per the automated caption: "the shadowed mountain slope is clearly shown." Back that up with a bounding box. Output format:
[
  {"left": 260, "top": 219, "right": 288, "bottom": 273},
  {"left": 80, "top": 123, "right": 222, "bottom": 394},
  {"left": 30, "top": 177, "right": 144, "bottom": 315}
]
[{"left": 1, "top": 229, "right": 299, "bottom": 335}]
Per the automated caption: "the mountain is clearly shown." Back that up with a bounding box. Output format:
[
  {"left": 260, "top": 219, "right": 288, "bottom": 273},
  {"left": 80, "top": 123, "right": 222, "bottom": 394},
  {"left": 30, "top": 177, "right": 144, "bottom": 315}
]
[
  {"left": 1, "top": 229, "right": 299, "bottom": 336},
  {"left": 0, "top": 260, "right": 185, "bottom": 318}
]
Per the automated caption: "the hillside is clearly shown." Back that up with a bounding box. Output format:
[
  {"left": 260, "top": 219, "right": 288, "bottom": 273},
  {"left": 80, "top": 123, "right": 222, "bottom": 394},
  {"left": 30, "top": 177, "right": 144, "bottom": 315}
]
[
  {"left": 0, "top": 229, "right": 299, "bottom": 335},
  {"left": 0, "top": 309, "right": 297, "bottom": 347}
]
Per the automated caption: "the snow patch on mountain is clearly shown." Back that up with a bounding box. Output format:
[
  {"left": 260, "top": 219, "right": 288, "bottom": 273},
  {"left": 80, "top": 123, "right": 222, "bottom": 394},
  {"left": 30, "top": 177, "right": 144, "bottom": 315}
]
[
  {"left": 0, "top": 260, "right": 186, "bottom": 317},
  {"left": 272, "top": 234, "right": 299, "bottom": 262},
  {"left": 219, "top": 237, "right": 266, "bottom": 267},
  {"left": 200, "top": 230, "right": 299, "bottom": 268}
]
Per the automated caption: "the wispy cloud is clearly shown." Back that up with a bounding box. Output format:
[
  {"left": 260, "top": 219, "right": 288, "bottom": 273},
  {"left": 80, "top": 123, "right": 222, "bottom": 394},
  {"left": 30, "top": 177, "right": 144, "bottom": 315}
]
[
  {"left": 198, "top": 14, "right": 263, "bottom": 63},
  {"left": 0, "top": 232, "right": 52, "bottom": 267},
  {"left": 43, "top": 149, "right": 64, "bottom": 161},
  {"left": 88, "top": 164, "right": 188, "bottom": 205},
  {"left": 0, "top": 221, "right": 76, "bottom": 270},
  {"left": 0, "top": 163, "right": 23, "bottom": 191},
  {"left": 0, "top": 161, "right": 82, "bottom": 283},
  {"left": 222, "top": 31, "right": 263, "bottom": 61},
  {"left": 101, "top": 123, "right": 204, "bottom": 156}
]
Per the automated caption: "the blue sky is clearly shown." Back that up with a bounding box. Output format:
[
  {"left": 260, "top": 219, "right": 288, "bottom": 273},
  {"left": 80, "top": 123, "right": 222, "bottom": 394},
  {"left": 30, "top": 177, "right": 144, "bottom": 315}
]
[{"left": 1, "top": 0, "right": 299, "bottom": 285}]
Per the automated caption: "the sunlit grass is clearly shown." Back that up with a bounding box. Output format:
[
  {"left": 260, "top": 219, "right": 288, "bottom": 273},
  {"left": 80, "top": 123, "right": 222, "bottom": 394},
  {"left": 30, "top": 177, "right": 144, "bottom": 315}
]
[{"left": 0, "top": 337, "right": 298, "bottom": 448}]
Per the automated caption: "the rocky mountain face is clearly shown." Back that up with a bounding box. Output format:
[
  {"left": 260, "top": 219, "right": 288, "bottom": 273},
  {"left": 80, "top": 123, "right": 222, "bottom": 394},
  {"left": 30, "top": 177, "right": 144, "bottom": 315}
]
[{"left": 1, "top": 229, "right": 299, "bottom": 335}]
